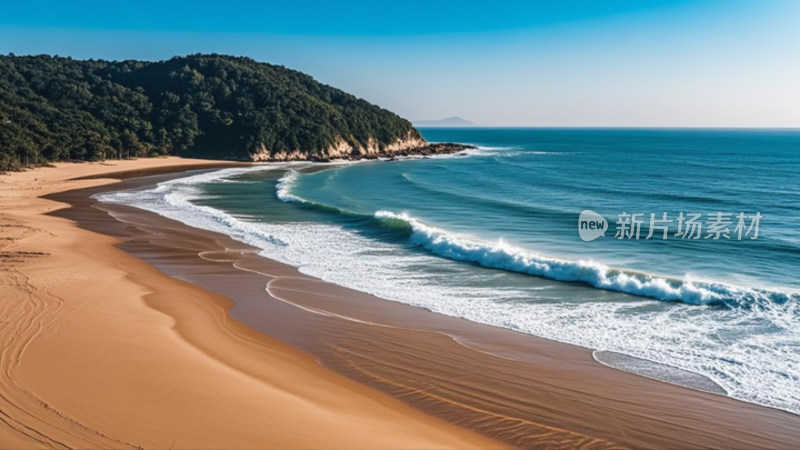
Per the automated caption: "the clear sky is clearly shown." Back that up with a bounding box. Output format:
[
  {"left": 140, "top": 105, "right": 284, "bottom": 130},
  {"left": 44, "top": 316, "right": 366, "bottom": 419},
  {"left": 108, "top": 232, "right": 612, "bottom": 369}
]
[{"left": 1, "top": 0, "right": 798, "bottom": 127}]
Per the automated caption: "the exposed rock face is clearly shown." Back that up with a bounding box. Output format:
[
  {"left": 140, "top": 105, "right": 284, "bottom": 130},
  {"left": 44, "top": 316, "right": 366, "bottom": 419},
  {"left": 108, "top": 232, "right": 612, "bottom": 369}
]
[
  {"left": 248, "top": 131, "right": 473, "bottom": 162},
  {"left": 377, "top": 142, "right": 475, "bottom": 159}
]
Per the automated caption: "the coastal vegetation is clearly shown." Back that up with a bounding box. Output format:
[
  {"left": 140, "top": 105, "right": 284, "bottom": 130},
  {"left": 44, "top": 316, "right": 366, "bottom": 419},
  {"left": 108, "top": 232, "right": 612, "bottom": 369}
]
[{"left": 0, "top": 53, "right": 424, "bottom": 171}]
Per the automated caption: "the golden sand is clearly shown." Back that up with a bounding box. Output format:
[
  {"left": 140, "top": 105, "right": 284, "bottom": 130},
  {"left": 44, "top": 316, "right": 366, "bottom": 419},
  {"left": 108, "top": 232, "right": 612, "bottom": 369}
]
[{"left": 0, "top": 158, "right": 500, "bottom": 449}]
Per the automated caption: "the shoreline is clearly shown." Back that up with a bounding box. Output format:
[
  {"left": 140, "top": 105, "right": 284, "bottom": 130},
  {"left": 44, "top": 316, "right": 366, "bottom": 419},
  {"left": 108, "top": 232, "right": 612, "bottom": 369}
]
[
  {"left": 50, "top": 162, "right": 800, "bottom": 448},
  {"left": 0, "top": 158, "right": 499, "bottom": 449}
]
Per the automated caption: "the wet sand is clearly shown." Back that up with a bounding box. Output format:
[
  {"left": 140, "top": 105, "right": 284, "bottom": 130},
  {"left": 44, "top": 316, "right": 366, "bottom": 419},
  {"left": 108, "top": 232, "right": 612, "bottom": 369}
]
[
  {"left": 0, "top": 159, "right": 499, "bottom": 449},
  {"left": 45, "top": 163, "right": 800, "bottom": 449}
]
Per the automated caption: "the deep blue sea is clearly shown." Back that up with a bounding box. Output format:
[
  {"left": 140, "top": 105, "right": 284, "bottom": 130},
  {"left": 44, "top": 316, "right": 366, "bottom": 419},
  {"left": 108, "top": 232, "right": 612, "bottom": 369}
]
[{"left": 99, "top": 128, "right": 800, "bottom": 414}]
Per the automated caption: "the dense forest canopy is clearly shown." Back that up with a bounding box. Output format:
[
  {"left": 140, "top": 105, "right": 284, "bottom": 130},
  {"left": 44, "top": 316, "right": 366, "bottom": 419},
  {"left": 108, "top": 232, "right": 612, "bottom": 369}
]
[{"left": 0, "top": 53, "right": 422, "bottom": 170}]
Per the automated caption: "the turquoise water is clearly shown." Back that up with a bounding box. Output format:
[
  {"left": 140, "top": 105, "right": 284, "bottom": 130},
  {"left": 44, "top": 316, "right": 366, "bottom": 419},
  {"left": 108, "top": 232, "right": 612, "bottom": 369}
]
[{"left": 99, "top": 128, "right": 800, "bottom": 414}]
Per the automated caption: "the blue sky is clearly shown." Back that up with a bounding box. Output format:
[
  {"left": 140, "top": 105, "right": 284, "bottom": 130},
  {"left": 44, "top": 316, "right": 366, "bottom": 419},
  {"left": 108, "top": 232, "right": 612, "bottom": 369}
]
[{"left": 1, "top": 0, "right": 798, "bottom": 127}]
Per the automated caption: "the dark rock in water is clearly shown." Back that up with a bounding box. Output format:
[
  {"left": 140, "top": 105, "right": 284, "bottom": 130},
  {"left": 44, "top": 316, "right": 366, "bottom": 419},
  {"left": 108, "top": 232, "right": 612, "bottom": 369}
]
[
  {"left": 310, "top": 143, "right": 475, "bottom": 162},
  {"left": 385, "top": 143, "right": 476, "bottom": 158}
]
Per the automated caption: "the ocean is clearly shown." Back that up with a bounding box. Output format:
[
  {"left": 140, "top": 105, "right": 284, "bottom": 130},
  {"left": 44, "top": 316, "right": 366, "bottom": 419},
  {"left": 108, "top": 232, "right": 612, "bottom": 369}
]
[{"left": 98, "top": 128, "right": 800, "bottom": 414}]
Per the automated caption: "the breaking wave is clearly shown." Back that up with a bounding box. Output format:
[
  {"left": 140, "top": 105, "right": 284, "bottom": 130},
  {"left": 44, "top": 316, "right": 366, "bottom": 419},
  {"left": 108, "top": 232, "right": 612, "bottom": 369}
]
[{"left": 373, "top": 210, "right": 798, "bottom": 309}]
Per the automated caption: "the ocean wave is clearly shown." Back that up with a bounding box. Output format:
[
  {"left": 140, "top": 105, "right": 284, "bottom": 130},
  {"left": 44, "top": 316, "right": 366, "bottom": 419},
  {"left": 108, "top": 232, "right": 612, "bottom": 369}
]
[
  {"left": 275, "top": 169, "right": 305, "bottom": 203},
  {"left": 457, "top": 147, "right": 566, "bottom": 158},
  {"left": 97, "top": 166, "right": 292, "bottom": 249},
  {"left": 373, "top": 210, "right": 798, "bottom": 309},
  {"left": 274, "top": 171, "right": 364, "bottom": 221},
  {"left": 270, "top": 170, "right": 798, "bottom": 310},
  {"left": 457, "top": 145, "right": 518, "bottom": 157},
  {"left": 398, "top": 172, "right": 578, "bottom": 220},
  {"left": 472, "top": 145, "right": 513, "bottom": 150}
]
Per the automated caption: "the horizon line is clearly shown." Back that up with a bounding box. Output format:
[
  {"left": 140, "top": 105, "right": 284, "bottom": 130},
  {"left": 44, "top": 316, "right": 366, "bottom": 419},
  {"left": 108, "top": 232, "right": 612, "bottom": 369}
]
[{"left": 414, "top": 126, "right": 800, "bottom": 130}]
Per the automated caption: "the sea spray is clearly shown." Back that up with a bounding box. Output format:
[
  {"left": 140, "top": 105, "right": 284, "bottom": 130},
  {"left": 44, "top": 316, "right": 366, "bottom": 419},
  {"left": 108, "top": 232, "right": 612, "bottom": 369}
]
[{"left": 373, "top": 211, "right": 796, "bottom": 309}]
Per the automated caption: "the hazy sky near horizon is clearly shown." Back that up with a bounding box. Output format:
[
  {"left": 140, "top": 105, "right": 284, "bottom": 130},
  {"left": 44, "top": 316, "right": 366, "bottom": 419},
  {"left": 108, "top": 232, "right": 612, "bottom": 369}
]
[{"left": 1, "top": 0, "right": 799, "bottom": 127}]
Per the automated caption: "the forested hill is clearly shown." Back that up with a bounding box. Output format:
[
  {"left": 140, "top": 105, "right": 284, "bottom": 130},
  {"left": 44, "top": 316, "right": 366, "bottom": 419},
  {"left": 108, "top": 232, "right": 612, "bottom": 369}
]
[{"left": 0, "top": 53, "right": 435, "bottom": 171}]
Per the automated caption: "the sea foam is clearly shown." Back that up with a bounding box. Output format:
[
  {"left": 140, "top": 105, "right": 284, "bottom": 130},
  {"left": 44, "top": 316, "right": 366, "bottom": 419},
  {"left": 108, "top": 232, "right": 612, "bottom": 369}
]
[{"left": 373, "top": 210, "right": 796, "bottom": 309}]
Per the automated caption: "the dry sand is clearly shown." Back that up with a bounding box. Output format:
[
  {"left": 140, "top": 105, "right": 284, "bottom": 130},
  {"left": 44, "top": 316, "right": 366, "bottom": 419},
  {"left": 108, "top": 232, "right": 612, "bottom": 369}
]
[{"left": 0, "top": 158, "right": 501, "bottom": 449}]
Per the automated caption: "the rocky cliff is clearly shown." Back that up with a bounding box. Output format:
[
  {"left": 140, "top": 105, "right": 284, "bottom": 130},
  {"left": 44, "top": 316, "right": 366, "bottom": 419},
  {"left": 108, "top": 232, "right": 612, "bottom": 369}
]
[{"left": 251, "top": 131, "right": 473, "bottom": 162}]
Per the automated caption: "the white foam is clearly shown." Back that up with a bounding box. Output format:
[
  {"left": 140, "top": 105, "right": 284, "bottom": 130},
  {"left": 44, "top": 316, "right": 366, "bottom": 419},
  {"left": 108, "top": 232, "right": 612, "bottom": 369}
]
[
  {"left": 452, "top": 147, "right": 568, "bottom": 159},
  {"left": 95, "top": 167, "right": 800, "bottom": 416},
  {"left": 373, "top": 211, "right": 797, "bottom": 308},
  {"left": 275, "top": 169, "right": 304, "bottom": 203}
]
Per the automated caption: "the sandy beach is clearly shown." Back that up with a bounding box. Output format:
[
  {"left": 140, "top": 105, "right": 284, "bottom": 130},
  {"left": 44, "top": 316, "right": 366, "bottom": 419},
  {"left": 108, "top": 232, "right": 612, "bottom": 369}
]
[
  {"left": 0, "top": 158, "right": 500, "bottom": 449},
  {"left": 3, "top": 158, "right": 800, "bottom": 449}
]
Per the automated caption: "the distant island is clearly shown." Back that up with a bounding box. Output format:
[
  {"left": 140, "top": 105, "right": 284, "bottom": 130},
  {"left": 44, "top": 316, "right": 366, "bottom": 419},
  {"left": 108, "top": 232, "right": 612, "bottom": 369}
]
[
  {"left": 413, "top": 116, "right": 477, "bottom": 127},
  {"left": 0, "top": 54, "right": 470, "bottom": 171}
]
